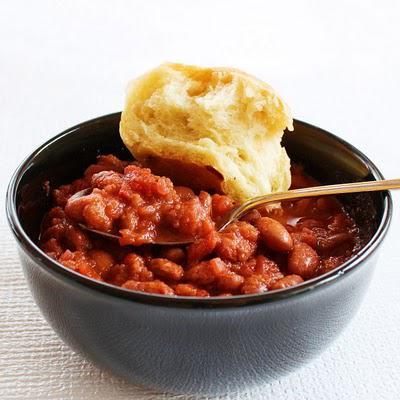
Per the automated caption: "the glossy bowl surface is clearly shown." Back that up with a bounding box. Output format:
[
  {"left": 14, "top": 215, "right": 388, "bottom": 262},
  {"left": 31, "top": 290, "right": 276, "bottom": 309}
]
[{"left": 6, "top": 113, "right": 392, "bottom": 394}]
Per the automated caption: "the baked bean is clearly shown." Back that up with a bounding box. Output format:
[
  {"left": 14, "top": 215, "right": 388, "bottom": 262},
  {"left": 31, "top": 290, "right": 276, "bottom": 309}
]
[
  {"left": 216, "top": 222, "right": 258, "bottom": 262},
  {"left": 122, "top": 280, "right": 174, "bottom": 295},
  {"left": 185, "top": 258, "right": 227, "bottom": 285},
  {"left": 118, "top": 207, "right": 139, "bottom": 230},
  {"left": 88, "top": 250, "right": 114, "bottom": 275},
  {"left": 64, "top": 225, "right": 91, "bottom": 251},
  {"left": 238, "top": 257, "right": 257, "bottom": 277},
  {"left": 166, "top": 196, "right": 214, "bottom": 238},
  {"left": 106, "top": 264, "right": 129, "bottom": 286},
  {"left": 104, "top": 198, "right": 125, "bottom": 220},
  {"left": 291, "top": 227, "right": 318, "bottom": 248},
  {"left": 175, "top": 186, "right": 195, "bottom": 201},
  {"left": 148, "top": 258, "right": 184, "bottom": 281},
  {"left": 187, "top": 231, "right": 219, "bottom": 264},
  {"left": 68, "top": 191, "right": 113, "bottom": 232},
  {"left": 217, "top": 271, "right": 244, "bottom": 292},
  {"left": 174, "top": 284, "right": 209, "bottom": 297},
  {"left": 256, "top": 217, "right": 293, "bottom": 252},
  {"left": 124, "top": 253, "right": 153, "bottom": 281},
  {"left": 255, "top": 255, "right": 284, "bottom": 287},
  {"left": 124, "top": 164, "right": 175, "bottom": 199},
  {"left": 211, "top": 194, "right": 234, "bottom": 218},
  {"left": 288, "top": 243, "right": 320, "bottom": 278},
  {"left": 41, "top": 238, "right": 63, "bottom": 258},
  {"left": 59, "top": 250, "right": 100, "bottom": 280},
  {"left": 241, "top": 275, "right": 268, "bottom": 294},
  {"left": 91, "top": 170, "right": 123, "bottom": 194},
  {"left": 160, "top": 247, "right": 186, "bottom": 264},
  {"left": 317, "top": 233, "right": 354, "bottom": 251},
  {"left": 269, "top": 274, "right": 304, "bottom": 290},
  {"left": 240, "top": 209, "right": 261, "bottom": 224}
]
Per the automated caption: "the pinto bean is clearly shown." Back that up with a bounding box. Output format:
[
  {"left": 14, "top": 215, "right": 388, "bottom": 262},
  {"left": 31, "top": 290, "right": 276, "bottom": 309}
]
[
  {"left": 185, "top": 258, "right": 228, "bottom": 286},
  {"left": 242, "top": 210, "right": 262, "bottom": 224},
  {"left": 291, "top": 227, "right": 318, "bottom": 248},
  {"left": 241, "top": 275, "right": 268, "bottom": 294},
  {"left": 211, "top": 194, "right": 234, "bottom": 218},
  {"left": 122, "top": 280, "right": 174, "bottom": 295},
  {"left": 64, "top": 225, "right": 91, "bottom": 251},
  {"left": 173, "top": 284, "right": 210, "bottom": 297},
  {"left": 217, "top": 271, "right": 244, "bottom": 292},
  {"left": 288, "top": 243, "right": 319, "bottom": 279},
  {"left": 148, "top": 258, "right": 184, "bottom": 281},
  {"left": 256, "top": 217, "right": 293, "bottom": 252},
  {"left": 317, "top": 233, "right": 354, "bottom": 251},
  {"left": 160, "top": 247, "right": 186, "bottom": 264},
  {"left": 216, "top": 222, "right": 258, "bottom": 262},
  {"left": 187, "top": 231, "right": 219, "bottom": 264},
  {"left": 124, "top": 253, "right": 153, "bottom": 281},
  {"left": 269, "top": 274, "right": 304, "bottom": 290}
]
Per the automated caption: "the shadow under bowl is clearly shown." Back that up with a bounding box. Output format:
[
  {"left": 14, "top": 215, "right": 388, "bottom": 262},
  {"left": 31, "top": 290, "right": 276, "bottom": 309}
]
[{"left": 6, "top": 113, "right": 392, "bottom": 395}]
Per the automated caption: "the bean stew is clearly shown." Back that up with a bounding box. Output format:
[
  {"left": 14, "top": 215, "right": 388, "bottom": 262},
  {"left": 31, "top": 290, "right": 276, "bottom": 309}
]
[{"left": 39, "top": 155, "right": 362, "bottom": 297}]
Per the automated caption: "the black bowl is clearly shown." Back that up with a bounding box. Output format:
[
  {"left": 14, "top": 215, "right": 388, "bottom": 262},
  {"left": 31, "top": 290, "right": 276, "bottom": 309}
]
[{"left": 6, "top": 113, "right": 392, "bottom": 395}]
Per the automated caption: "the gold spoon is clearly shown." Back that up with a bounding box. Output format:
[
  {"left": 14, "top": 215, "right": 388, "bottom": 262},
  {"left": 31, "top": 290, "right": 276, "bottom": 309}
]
[{"left": 70, "top": 178, "right": 400, "bottom": 245}]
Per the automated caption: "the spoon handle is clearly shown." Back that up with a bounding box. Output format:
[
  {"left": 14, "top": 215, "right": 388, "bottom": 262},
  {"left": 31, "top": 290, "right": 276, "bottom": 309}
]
[{"left": 225, "top": 178, "right": 400, "bottom": 227}]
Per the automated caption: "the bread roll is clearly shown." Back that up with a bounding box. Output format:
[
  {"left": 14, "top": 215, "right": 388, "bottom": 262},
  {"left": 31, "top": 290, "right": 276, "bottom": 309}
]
[{"left": 120, "top": 63, "right": 293, "bottom": 201}]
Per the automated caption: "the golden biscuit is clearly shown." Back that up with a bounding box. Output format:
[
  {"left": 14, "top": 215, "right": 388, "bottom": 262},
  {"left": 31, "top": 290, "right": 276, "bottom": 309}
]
[{"left": 120, "top": 63, "right": 293, "bottom": 201}]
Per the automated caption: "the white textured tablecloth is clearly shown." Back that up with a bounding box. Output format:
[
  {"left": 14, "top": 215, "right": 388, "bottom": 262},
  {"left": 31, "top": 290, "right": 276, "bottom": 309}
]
[{"left": 1, "top": 1, "right": 399, "bottom": 399}]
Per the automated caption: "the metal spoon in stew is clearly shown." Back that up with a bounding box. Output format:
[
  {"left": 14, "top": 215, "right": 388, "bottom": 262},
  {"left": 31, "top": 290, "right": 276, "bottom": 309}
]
[{"left": 69, "top": 178, "right": 400, "bottom": 245}]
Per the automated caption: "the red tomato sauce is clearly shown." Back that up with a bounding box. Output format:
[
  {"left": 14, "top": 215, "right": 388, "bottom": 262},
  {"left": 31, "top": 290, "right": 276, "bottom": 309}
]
[{"left": 39, "top": 155, "right": 361, "bottom": 297}]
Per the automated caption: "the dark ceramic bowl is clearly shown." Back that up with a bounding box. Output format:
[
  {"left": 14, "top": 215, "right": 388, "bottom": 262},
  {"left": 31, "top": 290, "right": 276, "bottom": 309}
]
[{"left": 6, "top": 113, "right": 392, "bottom": 395}]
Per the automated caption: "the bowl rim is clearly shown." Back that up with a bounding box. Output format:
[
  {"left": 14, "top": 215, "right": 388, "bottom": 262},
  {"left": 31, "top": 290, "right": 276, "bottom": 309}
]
[{"left": 5, "top": 112, "right": 393, "bottom": 308}]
